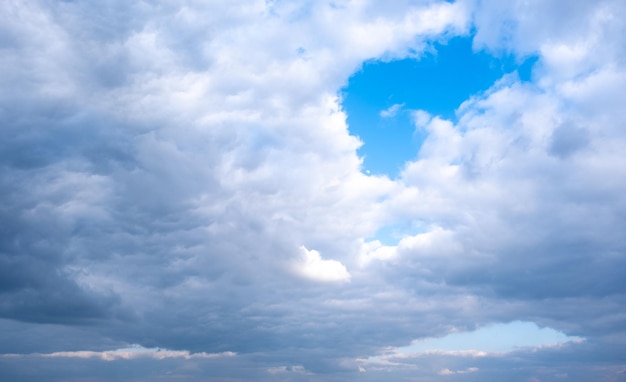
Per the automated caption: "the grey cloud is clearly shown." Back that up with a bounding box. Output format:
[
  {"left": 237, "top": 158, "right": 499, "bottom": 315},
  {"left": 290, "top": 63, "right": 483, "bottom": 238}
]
[
  {"left": 0, "top": 0, "right": 428, "bottom": 357},
  {"left": 1, "top": 0, "right": 626, "bottom": 381},
  {"left": 549, "top": 122, "right": 590, "bottom": 159}
]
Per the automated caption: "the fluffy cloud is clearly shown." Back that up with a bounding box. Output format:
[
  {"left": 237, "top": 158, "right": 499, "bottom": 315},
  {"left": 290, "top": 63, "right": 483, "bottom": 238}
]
[{"left": 294, "top": 246, "right": 351, "bottom": 282}]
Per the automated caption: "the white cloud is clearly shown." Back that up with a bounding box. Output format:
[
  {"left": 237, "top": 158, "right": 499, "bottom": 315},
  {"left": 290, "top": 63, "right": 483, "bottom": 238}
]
[
  {"left": 359, "top": 226, "right": 461, "bottom": 266},
  {"left": 294, "top": 246, "right": 351, "bottom": 282},
  {"left": 3, "top": 345, "right": 236, "bottom": 361},
  {"left": 411, "top": 109, "right": 432, "bottom": 128},
  {"left": 380, "top": 103, "right": 405, "bottom": 118},
  {"left": 439, "top": 367, "right": 479, "bottom": 375}
]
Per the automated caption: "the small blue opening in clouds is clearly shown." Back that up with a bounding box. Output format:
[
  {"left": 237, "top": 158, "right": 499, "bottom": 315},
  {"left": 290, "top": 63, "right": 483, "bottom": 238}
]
[
  {"left": 395, "top": 321, "right": 583, "bottom": 354},
  {"left": 342, "top": 35, "right": 538, "bottom": 178},
  {"left": 371, "top": 221, "right": 427, "bottom": 246}
]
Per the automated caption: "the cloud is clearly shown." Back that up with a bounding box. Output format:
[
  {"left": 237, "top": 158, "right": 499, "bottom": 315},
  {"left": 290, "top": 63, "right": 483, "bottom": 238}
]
[
  {"left": 357, "top": 321, "right": 584, "bottom": 375},
  {"left": 379, "top": 103, "right": 405, "bottom": 118},
  {"left": 3, "top": 345, "right": 236, "bottom": 361},
  {"left": 267, "top": 365, "right": 311, "bottom": 375},
  {"left": 412, "top": 109, "right": 432, "bottom": 128},
  {"left": 0, "top": 0, "right": 626, "bottom": 381},
  {"left": 294, "top": 246, "right": 351, "bottom": 282},
  {"left": 439, "top": 367, "right": 479, "bottom": 375}
]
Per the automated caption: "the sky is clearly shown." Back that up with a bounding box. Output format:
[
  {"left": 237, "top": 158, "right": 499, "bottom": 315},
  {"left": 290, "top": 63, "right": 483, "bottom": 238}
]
[
  {"left": 0, "top": 0, "right": 626, "bottom": 381},
  {"left": 343, "top": 35, "right": 538, "bottom": 177}
]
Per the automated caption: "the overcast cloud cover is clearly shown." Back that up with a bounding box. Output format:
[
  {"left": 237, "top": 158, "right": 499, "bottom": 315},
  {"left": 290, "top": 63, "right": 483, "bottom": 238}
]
[{"left": 1, "top": 0, "right": 626, "bottom": 381}]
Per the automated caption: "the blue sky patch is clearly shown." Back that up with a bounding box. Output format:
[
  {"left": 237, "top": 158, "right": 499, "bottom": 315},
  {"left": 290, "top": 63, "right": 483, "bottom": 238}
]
[
  {"left": 342, "top": 35, "right": 538, "bottom": 178},
  {"left": 396, "top": 321, "right": 583, "bottom": 354}
]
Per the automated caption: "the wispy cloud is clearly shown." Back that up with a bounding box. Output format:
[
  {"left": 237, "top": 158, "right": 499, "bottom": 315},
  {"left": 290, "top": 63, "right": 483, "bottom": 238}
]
[
  {"left": 379, "top": 103, "right": 405, "bottom": 118},
  {"left": 439, "top": 367, "right": 479, "bottom": 375},
  {"left": 267, "top": 365, "right": 312, "bottom": 375},
  {"left": 2, "top": 346, "right": 236, "bottom": 361}
]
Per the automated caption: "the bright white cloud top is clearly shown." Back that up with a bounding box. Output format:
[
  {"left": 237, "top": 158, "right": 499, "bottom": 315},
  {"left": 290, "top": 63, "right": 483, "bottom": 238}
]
[
  {"left": 295, "top": 246, "right": 351, "bottom": 282},
  {"left": 1, "top": 0, "right": 625, "bottom": 381}
]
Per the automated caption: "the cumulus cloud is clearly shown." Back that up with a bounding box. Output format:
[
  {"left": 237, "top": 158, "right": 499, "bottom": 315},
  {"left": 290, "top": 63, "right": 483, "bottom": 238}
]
[
  {"left": 294, "top": 246, "right": 351, "bottom": 282},
  {"left": 2, "top": 0, "right": 465, "bottom": 368}
]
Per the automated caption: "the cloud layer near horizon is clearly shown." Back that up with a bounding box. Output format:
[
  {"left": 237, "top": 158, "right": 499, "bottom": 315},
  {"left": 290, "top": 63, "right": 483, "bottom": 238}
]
[{"left": 1, "top": 0, "right": 626, "bottom": 381}]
